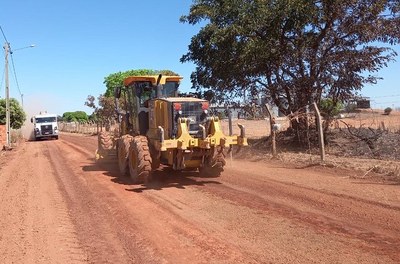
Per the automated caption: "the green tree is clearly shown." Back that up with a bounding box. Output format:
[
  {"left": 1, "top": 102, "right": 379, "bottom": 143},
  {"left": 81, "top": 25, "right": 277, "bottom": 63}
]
[
  {"left": 84, "top": 95, "right": 96, "bottom": 109},
  {"left": 92, "top": 69, "right": 180, "bottom": 124},
  {"left": 62, "top": 112, "right": 74, "bottom": 122},
  {"left": 96, "top": 95, "right": 116, "bottom": 121},
  {"left": 103, "top": 69, "right": 179, "bottom": 97},
  {"left": 319, "top": 98, "right": 343, "bottom": 119},
  {"left": 319, "top": 98, "right": 344, "bottom": 132},
  {"left": 84, "top": 94, "right": 116, "bottom": 124},
  {"left": 181, "top": 0, "right": 400, "bottom": 117},
  {"left": 0, "top": 98, "right": 26, "bottom": 129},
  {"left": 62, "top": 111, "right": 89, "bottom": 122}
]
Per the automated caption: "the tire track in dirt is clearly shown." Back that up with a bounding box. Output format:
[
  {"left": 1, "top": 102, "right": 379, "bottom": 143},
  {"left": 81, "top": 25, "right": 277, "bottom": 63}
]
[
  {"left": 59, "top": 133, "right": 400, "bottom": 263},
  {"left": 47, "top": 139, "right": 163, "bottom": 263},
  {"left": 132, "top": 176, "right": 377, "bottom": 263},
  {"left": 196, "top": 168, "right": 400, "bottom": 262},
  {"left": 59, "top": 138, "right": 95, "bottom": 157},
  {"left": 37, "top": 143, "right": 88, "bottom": 263},
  {"left": 24, "top": 142, "right": 87, "bottom": 263},
  {"left": 60, "top": 137, "right": 256, "bottom": 263},
  {"left": 0, "top": 144, "right": 36, "bottom": 263},
  {"left": 0, "top": 141, "right": 88, "bottom": 263},
  {"left": 59, "top": 134, "right": 255, "bottom": 263}
]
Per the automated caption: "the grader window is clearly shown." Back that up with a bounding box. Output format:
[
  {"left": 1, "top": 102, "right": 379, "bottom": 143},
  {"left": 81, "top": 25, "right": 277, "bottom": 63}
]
[
  {"left": 163, "top": 81, "right": 179, "bottom": 97},
  {"left": 135, "top": 82, "right": 155, "bottom": 107}
]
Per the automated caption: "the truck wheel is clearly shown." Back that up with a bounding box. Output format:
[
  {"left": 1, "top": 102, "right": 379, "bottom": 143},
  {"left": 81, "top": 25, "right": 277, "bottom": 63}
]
[
  {"left": 199, "top": 147, "right": 226, "bottom": 177},
  {"left": 128, "top": 136, "right": 152, "bottom": 184},
  {"left": 118, "top": 135, "right": 133, "bottom": 176}
]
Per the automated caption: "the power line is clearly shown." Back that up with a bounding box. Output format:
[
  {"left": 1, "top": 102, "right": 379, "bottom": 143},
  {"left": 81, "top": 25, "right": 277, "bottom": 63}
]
[
  {"left": 369, "top": 94, "right": 400, "bottom": 99},
  {"left": 0, "top": 25, "right": 7, "bottom": 98},
  {"left": 0, "top": 25, "right": 9, "bottom": 44},
  {"left": 371, "top": 101, "right": 400, "bottom": 105},
  {"left": 1, "top": 26, "right": 32, "bottom": 105},
  {"left": 10, "top": 53, "right": 23, "bottom": 99}
]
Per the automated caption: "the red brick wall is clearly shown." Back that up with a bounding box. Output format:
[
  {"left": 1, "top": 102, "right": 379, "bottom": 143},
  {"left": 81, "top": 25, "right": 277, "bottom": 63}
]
[{"left": 0, "top": 125, "right": 5, "bottom": 146}]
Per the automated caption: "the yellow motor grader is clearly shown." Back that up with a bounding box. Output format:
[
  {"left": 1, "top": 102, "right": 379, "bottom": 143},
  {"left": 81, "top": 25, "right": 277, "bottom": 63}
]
[{"left": 95, "top": 75, "right": 247, "bottom": 183}]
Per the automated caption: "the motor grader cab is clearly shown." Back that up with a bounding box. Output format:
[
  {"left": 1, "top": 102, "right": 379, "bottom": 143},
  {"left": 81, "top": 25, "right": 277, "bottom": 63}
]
[{"left": 96, "top": 74, "right": 247, "bottom": 183}]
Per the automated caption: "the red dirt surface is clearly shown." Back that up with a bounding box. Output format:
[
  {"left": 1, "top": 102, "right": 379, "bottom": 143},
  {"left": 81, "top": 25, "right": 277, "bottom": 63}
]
[{"left": 0, "top": 133, "right": 400, "bottom": 263}]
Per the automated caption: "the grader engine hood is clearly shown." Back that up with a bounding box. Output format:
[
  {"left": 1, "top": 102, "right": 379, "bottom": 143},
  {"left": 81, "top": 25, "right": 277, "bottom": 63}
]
[{"left": 170, "top": 98, "right": 209, "bottom": 139}]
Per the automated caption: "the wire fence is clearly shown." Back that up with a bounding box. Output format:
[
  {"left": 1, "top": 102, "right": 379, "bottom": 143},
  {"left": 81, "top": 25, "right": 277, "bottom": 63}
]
[
  {"left": 59, "top": 119, "right": 117, "bottom": 135},
  {"left": 58, "top": 108, "right": 399, "bottom": 138}
]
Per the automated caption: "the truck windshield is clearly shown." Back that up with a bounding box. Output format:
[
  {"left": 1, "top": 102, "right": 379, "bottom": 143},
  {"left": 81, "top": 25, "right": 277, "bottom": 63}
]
[{"left": 35, "top": 117, "right": 57, "bottom": 123}]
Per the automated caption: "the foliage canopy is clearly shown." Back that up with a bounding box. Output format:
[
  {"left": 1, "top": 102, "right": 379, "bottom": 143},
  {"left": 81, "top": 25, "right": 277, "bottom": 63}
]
[
  {"left": 181, "top": 0, "right": 400, "bottom": 115},
  {"left": 62, "top": 111, "right": 89, "bottom": 122},
  {"left": 319, "top": 98, "right": 343, "bottom": 118},
  {"left": 0, "top": 98, "right": 26, "bottom": 129},
  {"left": 103, "top": 69, "right": 179, "bottom": 97},
  {"left": 90, "top": 69, "right": 180, "bottom": 122}
]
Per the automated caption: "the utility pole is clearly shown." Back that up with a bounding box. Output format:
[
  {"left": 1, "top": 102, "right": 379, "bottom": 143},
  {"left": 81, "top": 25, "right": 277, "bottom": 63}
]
[
  {"left": 3, "top": 42, "right": 11, "bottom": 148},
  {"left": 2, "top": 42, "right": 34, "bottom": 148}
]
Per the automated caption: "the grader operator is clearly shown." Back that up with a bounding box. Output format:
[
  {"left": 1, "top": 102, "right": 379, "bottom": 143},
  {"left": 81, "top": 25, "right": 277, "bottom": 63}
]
[{"left": 96, "top": 74, "right": 247, "bottom": 183}]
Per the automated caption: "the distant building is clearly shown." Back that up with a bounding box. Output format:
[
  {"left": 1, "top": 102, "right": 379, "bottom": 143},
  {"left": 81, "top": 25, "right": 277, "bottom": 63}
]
[{"left": 350, "top": 97, "right": 371, "bottom": 109}]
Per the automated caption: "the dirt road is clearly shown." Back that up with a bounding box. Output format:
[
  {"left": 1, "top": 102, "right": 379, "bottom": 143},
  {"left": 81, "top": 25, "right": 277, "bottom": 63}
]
[{"left": 0, "top": 133, "right": 399, "bottom": 263}]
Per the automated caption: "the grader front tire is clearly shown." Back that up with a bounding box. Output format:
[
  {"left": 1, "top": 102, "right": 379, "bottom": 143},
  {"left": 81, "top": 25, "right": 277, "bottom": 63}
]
[
  {"left": 98, "top": 132, "right": 113, "bottom": 150},
  {"left": 96, "top": 132, "right": 114, "bottom": 162},
  {"left": 128, "top": 136, "right": 152, "bottom": 184}
]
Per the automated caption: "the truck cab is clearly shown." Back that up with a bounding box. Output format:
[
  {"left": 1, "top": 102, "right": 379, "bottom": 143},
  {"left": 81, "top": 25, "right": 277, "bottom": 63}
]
[{"left": 31, "top": 112, "right": 59, "bottom": 140}]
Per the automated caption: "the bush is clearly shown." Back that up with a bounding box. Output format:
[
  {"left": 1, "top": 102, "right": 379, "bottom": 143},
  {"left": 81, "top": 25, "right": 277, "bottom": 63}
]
[
  {"left": 384, "top": 107, "right": 392, "bottom": 115},
  {"left": 319, "top": 98, "right": 343, "bottom": 118}
]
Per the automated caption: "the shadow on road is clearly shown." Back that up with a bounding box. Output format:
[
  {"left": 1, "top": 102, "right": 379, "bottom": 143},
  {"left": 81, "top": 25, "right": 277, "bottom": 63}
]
[
  {"left": 82, "top": 162, "right": 222, "bottom": 192},
  {"left": 129, "top": 170, "right": 222, "bottom": 193}
]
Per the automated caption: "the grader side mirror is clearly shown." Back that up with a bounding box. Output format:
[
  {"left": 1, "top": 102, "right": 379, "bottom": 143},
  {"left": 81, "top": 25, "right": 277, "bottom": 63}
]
[{"left": 30, "top": 117, "right": 33, "bottom": 123}]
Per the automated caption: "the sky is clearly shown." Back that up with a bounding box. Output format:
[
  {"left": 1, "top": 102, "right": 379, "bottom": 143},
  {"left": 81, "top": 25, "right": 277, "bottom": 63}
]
[{"left": 1, "top": 0, "right": 400, "bottom": 119}]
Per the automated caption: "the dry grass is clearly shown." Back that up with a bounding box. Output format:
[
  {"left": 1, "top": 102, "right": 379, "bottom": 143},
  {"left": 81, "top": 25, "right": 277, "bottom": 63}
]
[{"left": 233, "top": 109, "right": 400, "bottom": 182}]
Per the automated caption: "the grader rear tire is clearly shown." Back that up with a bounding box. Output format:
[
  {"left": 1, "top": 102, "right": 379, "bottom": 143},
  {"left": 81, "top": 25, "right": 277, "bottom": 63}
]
[
  {"left": 118, "top": 135, "right": 133, "bottom": 176},
  {"left": 128, "top": 136, "right": 152, "bottom": 184}
]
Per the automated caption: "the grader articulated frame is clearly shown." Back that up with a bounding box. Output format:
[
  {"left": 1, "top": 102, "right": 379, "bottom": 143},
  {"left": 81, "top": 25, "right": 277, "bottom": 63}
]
[{"left": 95, "top": 75, "right": 247, "bottom": 183}]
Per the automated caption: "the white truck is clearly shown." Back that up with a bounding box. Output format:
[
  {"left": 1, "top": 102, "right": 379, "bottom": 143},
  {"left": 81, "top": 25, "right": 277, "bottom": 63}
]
[{"left": 30, "top": 112, "right": 59, "bottom": 140}]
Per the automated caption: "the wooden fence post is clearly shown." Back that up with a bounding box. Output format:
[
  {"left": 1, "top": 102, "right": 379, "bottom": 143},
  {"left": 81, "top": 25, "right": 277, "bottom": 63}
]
[
  {"left": 226, "top": 107, "right": 233, "bottom": 165},
  {"left": 265, "top": 104, "right": 278, "bottom": 159},
  {"left": 312, "top": 102, "right": 325, "bottom": 162}
]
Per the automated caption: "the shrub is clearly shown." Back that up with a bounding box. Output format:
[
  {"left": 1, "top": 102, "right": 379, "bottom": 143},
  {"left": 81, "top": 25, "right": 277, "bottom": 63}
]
[
  {"left": 384, "top": 107, "right": 392, "bottom": 115},
  {"left": 319, "top": 98, "right": 344, "bottom": 118}
]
